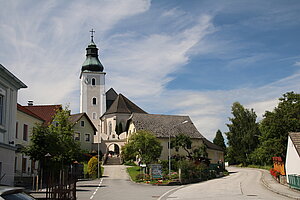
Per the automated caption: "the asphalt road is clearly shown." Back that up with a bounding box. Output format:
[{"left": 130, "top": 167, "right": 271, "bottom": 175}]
[
  {"left": 76, "top": 165, "right": 178, "bottom": 200},
  {"left": 161, "top": 167, "right": 292, "bottom": 200},
  {"left": 77, "top": 166, "right": 292, "bottom": 200}
]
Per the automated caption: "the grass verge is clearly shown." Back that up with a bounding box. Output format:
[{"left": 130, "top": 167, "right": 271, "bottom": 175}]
[{"left": 127, "top": 166, "right": 141, "bottom": 182}]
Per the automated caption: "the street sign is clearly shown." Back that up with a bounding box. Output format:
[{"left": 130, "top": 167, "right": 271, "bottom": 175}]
[{"left": 150, "top": 164, "right": 162, "bottom": 179}]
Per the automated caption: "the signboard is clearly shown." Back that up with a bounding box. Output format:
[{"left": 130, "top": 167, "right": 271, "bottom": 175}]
[{"left": 150, "top": 164, "right": 162, "bottom": 179}]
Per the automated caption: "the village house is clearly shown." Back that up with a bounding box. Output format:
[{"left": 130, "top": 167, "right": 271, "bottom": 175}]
[
  {"left": 0, "top": 64, "right": 27, "bottom": 186},
  {"left": 285, "top": 132, "right": 300, "bottom": 190}
]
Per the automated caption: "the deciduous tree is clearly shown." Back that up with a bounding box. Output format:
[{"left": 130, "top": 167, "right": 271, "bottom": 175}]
[
  {"left": 121, "top": 130, "right": 162, "bottom": 165},
  {"left": 251, "top": 92, "right": 300, "bottom": 165},
  {"left": 225, "top": 102, "right": 260, "bottom": 165}
]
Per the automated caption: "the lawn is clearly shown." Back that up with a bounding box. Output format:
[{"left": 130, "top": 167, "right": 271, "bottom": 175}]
[{"left": 127, "top": 166, "right": 142, "bottom": 182}]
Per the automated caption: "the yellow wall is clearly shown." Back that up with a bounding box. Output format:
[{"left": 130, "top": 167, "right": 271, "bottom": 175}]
[
  {"left": 127, "top": 122, "right": 224, "bottom": 164},
  {"left": 16, "top": 110, "right": 44, "bottom": 177}
]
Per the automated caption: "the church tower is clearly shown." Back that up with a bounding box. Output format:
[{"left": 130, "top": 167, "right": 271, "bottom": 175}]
[{"left": 80, "top": 30, "right": 106, "bottom": 139}]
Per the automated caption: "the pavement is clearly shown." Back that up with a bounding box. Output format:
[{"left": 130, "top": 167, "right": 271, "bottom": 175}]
[{"left": 260, "top": 169, "right": 300, "bottom": 199}]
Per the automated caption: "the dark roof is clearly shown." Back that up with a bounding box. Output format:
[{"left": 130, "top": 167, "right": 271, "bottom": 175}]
[
  {"left": 202, "top": 138, "right": 224, "bottom": 151},
  {"left": 17, "top": 104, "right": 45, "bottom": 122},
  {"left": 0, "top": 64, "right": 27, "bottom": 89},
  {"left": 69, "top": 113, "right": 97, "bottom": 132},
  {"left": 23, "top": 105, "right": 62, "bottom": 125},
  {"left": 128, "top": 113, "right": 203, "bottom": 139},
  {"left": 106, "top": 88, "right": 118, "bottom": 110},
  {"left": 289, "top": 132, "right": 300, "bottom": 157},
  {"left": 105, "top": 94, "right": 147, "bottom": 115}
]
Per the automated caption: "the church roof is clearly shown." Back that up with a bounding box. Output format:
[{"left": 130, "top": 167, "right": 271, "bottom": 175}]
[
  {"left": 289, "top": 132, "right": 300, "bottom": 157},
  {"left": 104, "top": 93, "right": 147, "bottom": 115},
  {"left": 23, "top": 105, "right": 62, "bottom": 125},
  {"left": 69, "top": 113, "right": 97, "bottom": 132},
  {"left": 106, "top": 88, "right": 118, "bottom": 110},
  {"left": 127, "top": 113, "right": 204, "bottom": 139}
]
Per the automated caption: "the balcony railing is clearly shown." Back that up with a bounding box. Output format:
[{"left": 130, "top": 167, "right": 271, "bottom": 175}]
[{"left": 288, "top": 174, "right": 300, "bottom": 190}]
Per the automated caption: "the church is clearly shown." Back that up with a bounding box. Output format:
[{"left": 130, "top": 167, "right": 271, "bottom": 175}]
[{"left": 80, "top": 32, "right": 224, "bottom": 164}]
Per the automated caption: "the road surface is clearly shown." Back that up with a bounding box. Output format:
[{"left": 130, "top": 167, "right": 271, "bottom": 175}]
[
  {"left": 76, "top": 165, "right": 178, "bottom": 200},
  {"left": 161, "top": 167, "right": 292, "bottom": 200}
]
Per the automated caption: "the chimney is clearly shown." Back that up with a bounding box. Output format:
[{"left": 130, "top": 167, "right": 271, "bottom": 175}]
[{"left": 28, "top": 100, "right": 33, "bottom": 106}]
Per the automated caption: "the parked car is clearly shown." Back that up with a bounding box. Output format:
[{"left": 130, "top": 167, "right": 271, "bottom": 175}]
[{"left": 0, "top": 186, "right": 35, "bottom": 200}]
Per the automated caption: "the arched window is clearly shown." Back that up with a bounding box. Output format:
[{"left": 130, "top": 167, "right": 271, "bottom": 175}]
[
  {"left": 92, "top": 78, "right": 96, "bottom": 86},
  {"left": 92, "top": 97, "right": 97, "bottom": 105},
  {"left": 92, "top": 112, "right": 97, "bottom": 119},
  {"left": 109, "top": 122, "right": 112, "bottom": 135}
]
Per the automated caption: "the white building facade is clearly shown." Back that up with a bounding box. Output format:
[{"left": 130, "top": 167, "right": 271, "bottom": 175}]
[
  {"left": 80, "top": 36, "right": 106, "bottom": 143},
  {"left": 0, "top": 64, "right": 26, "bottom": 186}
]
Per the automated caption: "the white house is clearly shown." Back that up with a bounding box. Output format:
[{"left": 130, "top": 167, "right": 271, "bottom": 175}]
[
  {"left": 0, "top": 64, "right": 27, "bottom": 186},
  {"left": 285, "top": 132, "right": 300, "bottom": 188}
]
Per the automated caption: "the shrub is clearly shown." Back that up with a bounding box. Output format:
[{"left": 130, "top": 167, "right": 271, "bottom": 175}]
[{"left": 87, "top": 156, "right": 100, "bottom": 178}]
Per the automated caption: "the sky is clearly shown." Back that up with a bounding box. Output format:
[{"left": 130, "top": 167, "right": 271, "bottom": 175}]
[{"left": 1, "top": 0, "right": 300, "bottom": 141}]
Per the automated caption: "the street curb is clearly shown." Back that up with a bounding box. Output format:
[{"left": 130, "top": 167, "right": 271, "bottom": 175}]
[{"left": 260, "top": 170, "right": 300, "bottom": 200}]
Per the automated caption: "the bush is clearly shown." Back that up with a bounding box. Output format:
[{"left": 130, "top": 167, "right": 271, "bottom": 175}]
[
  {"left": 87, "top": 156, "right": 101, "bottom": 178},
  {"left": 178, "top": 160, "right": 209, "bottom": 183}
]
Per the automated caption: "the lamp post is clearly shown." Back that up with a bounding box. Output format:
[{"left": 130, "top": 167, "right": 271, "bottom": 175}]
[
  {"left": 169, "top": 120, "right": 188, "bottom": 178},
  {"left": 98, "top": 125, "right": 100, "bottom": 179}
]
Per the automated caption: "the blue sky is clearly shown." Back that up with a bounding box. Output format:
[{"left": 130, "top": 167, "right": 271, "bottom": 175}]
[{"left": 1, "top": 0, "right": 300, "bottom": 140}]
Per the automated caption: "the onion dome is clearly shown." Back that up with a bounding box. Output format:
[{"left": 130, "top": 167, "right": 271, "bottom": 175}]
[{"left": 81, "top": 30, "right": 104, "bottom": 72}]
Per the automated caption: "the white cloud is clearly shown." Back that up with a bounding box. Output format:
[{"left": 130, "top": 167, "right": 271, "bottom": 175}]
[{"left": 294, "top": 61, "right": 300, "bottom": 66}]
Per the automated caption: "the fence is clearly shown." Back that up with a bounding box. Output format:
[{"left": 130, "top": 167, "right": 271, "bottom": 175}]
[{"left": 288, "top": 174, "right": 300, "bottom": 190}]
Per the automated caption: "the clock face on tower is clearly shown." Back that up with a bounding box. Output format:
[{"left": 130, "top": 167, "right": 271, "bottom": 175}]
[{"left": 84, "top": 77, "right": 89, "bottom": 84}]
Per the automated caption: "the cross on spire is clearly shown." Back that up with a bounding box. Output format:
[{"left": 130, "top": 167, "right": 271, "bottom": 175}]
[{"left": 90, "top": 29, "right": 95, "bottom": 42}]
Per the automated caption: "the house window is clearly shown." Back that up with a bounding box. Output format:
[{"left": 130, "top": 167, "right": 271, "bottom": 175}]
[
  {"left": 92, "top": 112, "right": 97, "bottom": 119},
  {"left": 92, "top": 78, "right": 96, "bottom": 86},
  {"left": 14, "top": 157, "right": 17, "bottom": 172},
  {"left": 80, "top": 120, "right": 85, "bottom": 127},
  {"left": 85, "top": 134, "right": 90, "bottom": 142},
  {"left": 22, "top": 158, "right": 27, "bottom": 173},
  {"left": 23, "top": 124, "right": 28, "bottom": 141},
  {"left": 92, "top": 97, "right": 97, "bottom": 105},
  {"left": 74, "top": 132, "right": 80, "bottom": 141},
  {"left": 16, "top": 122, "right": 18, "bottom": 139},
  {"left": 0, "top": 95, "right": 4, "bottom": 125}
]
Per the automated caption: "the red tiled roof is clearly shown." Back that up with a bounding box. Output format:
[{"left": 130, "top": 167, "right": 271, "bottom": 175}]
[
  {"left": 23, "top": 105, "right": 62, "bottom": 125},
  {"left": 17, "top": 104, "right": 45, "bottom": 122}
]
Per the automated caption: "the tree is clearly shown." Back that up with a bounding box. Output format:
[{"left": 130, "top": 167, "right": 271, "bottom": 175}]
[
  {"left": 49, "top": 107, "right": 82, "bottom": 164},
  {"left": 121, "top": 130, "right": 162, "bottom": 165},
  {"left": 251, "top": 92, "right": 300, "bottom": 165},
  {"left": 24, "top": 107, "right": 82, "bottom": 166},
  {"left": 213, "top": 130, "right": 226, "bottom": 151},
  {"left": 225, "top": 102, "right": 260, "bottom": 165},
  {"left": 171, "top": 133, "right": 193, "bottom": 158}
]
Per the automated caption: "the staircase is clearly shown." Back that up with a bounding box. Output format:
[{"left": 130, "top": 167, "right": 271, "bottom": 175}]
[{"left": 105, "top": 156, "right": 122, "bottom": 165}]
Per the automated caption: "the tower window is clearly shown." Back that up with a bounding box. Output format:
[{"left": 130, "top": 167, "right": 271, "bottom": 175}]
[
  {"left": 92, "top": 97, "right": 97, "bottom": 105},
  {"left": 92, "top": 78, "right": 96, "bottom": 86},
  {"left": 92, "top": 112, "right": 97, "bottom": 119}
]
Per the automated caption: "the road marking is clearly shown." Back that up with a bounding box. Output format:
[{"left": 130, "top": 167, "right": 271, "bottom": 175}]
[
  {"left": 90, "top": 178, "right": 103, "bottom": 200},
  {"left": 157, "top": 186, "right": 184, "bottom": 200}
]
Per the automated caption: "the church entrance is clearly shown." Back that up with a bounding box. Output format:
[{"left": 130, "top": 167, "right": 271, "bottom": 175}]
[{"left": 107, "top": 143, "right": 121, "bottom": 156}]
